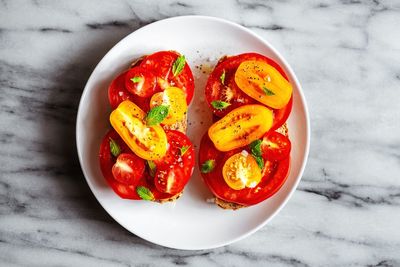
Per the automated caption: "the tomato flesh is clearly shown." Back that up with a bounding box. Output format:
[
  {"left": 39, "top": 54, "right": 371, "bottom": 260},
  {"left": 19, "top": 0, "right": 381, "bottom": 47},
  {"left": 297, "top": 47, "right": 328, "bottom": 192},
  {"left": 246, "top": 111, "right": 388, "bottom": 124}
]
[
  {"left": 125, "top": 67, "right": 157, "bottom": 98},
  {"left": 199, "top": 133, "right": 290, "bottom": 206},
  {"left": 271, "top": 96, "right": 293, "bottom": 130},
  {"left": 112, "top": 153, "right": 145, "bottom": 185},
  {"left": 261, "top": 131, "right": 291, "bottom": 161},
  {"left": 154, "top": 130, "right": 195, "bottom": 195}
]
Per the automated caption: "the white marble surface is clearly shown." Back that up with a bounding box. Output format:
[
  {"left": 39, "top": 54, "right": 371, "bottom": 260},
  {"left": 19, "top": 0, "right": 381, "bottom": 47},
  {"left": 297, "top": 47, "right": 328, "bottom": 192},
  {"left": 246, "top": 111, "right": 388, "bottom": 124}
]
[{"left": 1, "top": 0, "right": 400, "bottom": 266}]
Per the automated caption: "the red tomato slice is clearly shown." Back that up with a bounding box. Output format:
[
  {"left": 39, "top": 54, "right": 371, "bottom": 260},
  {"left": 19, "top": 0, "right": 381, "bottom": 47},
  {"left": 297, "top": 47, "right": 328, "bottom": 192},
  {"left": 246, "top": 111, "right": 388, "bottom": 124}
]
[
  {"left": 205, "top": 53, "right": 291, "bottom": 117},
  {"left": 108, "top": 71, "right": 149, "bottom": 111},
  {"left": 153, "top": 130, "right": 195, "bottom": 195},
  {"left": 198, "top": 133, "right": 290, "bottom": 206},
  {"left": 112, "top": 153, "right": 145, "bottom": 185},
  {"left": 99, "top": 129, "right": 174, "bottom": 200},
  {"left": 140, "top": 51, "right": 195, "bottom": 104},
  {"left": 125, "top": 67, "right": 157, "bottom": 98},
  {"left": 271, "top": 96, "right": 293, "bottom": 130},
  {"left": 261, "top": 131, "right": 291, "bottom": 161}
]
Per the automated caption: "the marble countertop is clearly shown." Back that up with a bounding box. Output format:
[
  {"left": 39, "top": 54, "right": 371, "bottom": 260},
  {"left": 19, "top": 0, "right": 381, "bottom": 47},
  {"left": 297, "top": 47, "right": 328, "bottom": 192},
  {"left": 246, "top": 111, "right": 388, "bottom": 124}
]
[{"left": 1, "top": 0, "right": 400, "bottom": 266}]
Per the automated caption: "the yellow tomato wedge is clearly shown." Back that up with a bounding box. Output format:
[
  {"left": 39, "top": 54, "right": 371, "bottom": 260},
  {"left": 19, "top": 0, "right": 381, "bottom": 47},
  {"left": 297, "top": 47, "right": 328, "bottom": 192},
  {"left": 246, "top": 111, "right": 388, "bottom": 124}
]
[
  {"left": 150, "top": 87, "right": 187, "bottom": 125},
  {"left": 223, "top": 151, "right": 262, "bottom": 190},
  {"left": 110, "top": 100, "right": 167, "bottom": 160},
  {"left": 234, "top": 60, "right": 292, "bottom": 109},
  {"left": 208, "top": 104, "right": 273, "bottom": 151}
]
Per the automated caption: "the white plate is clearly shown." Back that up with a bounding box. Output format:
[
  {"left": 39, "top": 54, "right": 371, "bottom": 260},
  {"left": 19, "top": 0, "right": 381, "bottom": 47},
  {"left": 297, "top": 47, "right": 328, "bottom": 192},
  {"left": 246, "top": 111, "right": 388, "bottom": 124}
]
[{"left": 76, "top": 16, "right": 310, "bottom": 250}]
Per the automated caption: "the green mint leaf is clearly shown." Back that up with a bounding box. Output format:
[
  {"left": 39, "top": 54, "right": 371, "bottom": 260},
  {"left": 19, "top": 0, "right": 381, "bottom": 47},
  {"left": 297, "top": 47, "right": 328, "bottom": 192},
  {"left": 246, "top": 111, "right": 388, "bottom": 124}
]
[
  {"left": 130, "top": 76, "right": 142, "bottom": 83},
  {"left": 172, "top": 55, "right": 186, "bottom": 77},
  {"left": 262, "top": 86, "right": 275, "bottom": 96},
  {"left": 145, "top": 105, "right": 169, "bottom": 126},
  {"left": 147, "top": 160, "right": 156, "bottom": 177},
  {"left": 201, "top": 159, "right": 215, "bottom": 173},
  {"left": 253, "top": 155, "right": 264, "bottom": 170},
  {"left": 180, "top": 145, "right": 190, "bottom": 156},
  {"left": 136, "top": 186, "right": 154, "bottom": 201},
  {"left": 211, "top": 100, "right": 231, "bottom": 110},
  {"left": 249, "top": 139, "right": 262, "bottom": 157},
  {"left": 220, "top": 70, "right": 226, "bottom": 85},
  {"left": 109, "top": 138, "right": 121, "bottom": 157}
]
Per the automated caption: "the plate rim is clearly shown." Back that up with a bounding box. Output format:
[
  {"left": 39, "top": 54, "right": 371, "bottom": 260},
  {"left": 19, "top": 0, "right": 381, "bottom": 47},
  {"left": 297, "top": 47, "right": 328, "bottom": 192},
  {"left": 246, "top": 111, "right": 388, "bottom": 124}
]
[{"left": 76, "top": 15, "right": 310, "bottom": 250}]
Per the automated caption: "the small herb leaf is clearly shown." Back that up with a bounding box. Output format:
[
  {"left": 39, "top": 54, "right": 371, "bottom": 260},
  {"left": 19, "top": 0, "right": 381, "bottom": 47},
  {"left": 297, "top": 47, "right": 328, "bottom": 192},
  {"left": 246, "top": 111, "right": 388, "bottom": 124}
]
[
  {"left": 201, "top": 159, "right": 215, "bottom": 173},
  {"left": 220, "top": 70, "right": 226, "bottom": 85},
  {"left": 180, "top": 145, "right": 190, "bottom": 156},
  {"left": 253, "top": 155, "right": 264, "bottom": 170},
  {"left": 136, "top": 186, "right": 154, "bottom": 201},
  {"left": 146, "top": 105, "right": 169, "bottom": 126},
  {"left": 172, "top": 55, "right": 186, "bottom": 77},
  {"left": 130, "top": 76, "right": 142, "bottom": 83},
  {"left": 262, "top": 86, "right": 275, "bottom": 96},
  {"left": 249, "top": 139, "right": 262, "bottom": 157},
  {"left": 211, "top": 100, "right": 231, "bottom": 110},
  {"left": 109, "top": 138, "right": 121, "bottom": 157},
  {"left": 147, "top": 160, "right": 156, "bottom": 177}
]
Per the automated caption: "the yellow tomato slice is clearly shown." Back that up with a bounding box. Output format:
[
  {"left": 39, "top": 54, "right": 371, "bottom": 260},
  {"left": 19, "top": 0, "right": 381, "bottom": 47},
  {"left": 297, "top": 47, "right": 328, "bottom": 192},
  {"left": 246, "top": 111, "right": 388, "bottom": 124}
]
[
  {"left": 150, "top": 87, "right": 187, "bottom": 125},
  {"left": 110, "top": 100, "right": 167, "bottom": 160},
  {"left": 223, "top": 151, "right": 262, "bottom": 190},
  {"left": 208, "top": 104, "right": 273, "bottom": 151},
  {"left": 234, "top": 60, "right": 292, "bottom": 109}
]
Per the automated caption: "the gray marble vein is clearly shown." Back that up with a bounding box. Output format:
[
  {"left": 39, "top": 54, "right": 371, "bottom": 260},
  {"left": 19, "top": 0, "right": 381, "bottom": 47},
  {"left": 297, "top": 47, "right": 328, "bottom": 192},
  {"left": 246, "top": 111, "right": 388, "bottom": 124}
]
[{"left": 1, "top": 0, "right": 400, "bottom": 266}]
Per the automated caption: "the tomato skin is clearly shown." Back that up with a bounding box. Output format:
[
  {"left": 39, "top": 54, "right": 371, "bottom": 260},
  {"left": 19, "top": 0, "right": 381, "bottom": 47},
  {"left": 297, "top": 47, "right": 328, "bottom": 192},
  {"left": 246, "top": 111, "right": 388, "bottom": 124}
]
[
  {"left": 140, "top": 51, "right": 195, "bottom": 104},
  {"left": 205, "top": 53, "right": 291, "bottom": 117},
  {"left": 199, "top": 133, "right": 290, "bottom": 206},
  {"left": 154, "top": 130, "right": 195, "bottom": 195},
  {"left": 271, "top": 96, "right": 293, "bottom": 131},
  {"left": 112, "top": 153, "right": 145, "bottom": 185},
  {"left": 99, "top": 129, "right": 174, "bottom": 200},
  {"left": 125, "top": 67, "right": 157, "bottom": 98}
]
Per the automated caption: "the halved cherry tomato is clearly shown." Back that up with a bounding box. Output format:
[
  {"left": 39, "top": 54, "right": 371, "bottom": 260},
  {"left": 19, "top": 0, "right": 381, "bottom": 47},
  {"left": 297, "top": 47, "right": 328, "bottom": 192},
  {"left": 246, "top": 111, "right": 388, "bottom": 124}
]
[
  {"left": 153, "top": 130, "right": 195, "bottom": 195},
  {"left": 222, "top": 151, "right": 262, "bottom": 190},
  {"left": 208, "top": 104, "right": 273, "bottom": 151},
  {"left": 99, "top": 129, "right": 174, "bottom": 200},
  {"left": 150, "top": 87, "right": 187, "bottom": 125},
  {"left": 199, "top": 133, "right": 290, "bottom": 206},
  {"left": 271, "top": 96, "right": 293, "bottom": 130},
  {"left": 234, "top": 60, "right": 292, "bottom": 109},
  {"left": 125, "top": 67, "right": 157, "bottom": 98},
  {"left": 261, "top": 131, "right": 291, "bottom": 161},
  {"left": 112, "top": 153, "right": 145, "bottom": 185},
  {"left": 140, "top": 51, "right": 195, "bottom": 104},
  {"left": 110, "top": 100, "right": 167, "bottom": 160},
  {"left": 205, "top": 53, "right": 291, "bottom": 117},
  {"left": 108, "top": 71, "right": 150, "bottom": 111}
]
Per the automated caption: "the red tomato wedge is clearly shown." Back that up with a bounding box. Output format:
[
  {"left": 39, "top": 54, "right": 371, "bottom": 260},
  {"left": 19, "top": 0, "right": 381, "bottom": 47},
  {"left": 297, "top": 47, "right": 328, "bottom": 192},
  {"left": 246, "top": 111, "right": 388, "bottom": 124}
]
[
  {"left": 108, "top": 71, "right": 149, "bottom": 111},
  {"left": 205, "top": 53, "right": 292, "bottom": 118},
  {"left": 153, "top": 130, "right": 195, "bottom": 195},
  {"left": 198, "top": 133, "right": 290, "bottom": 206},
  {"left": 261, "top": 131, "right": 291, "bottom": 161},
  {"left": 124, "top": 67, "right": 157, "bottom": 98},
  {"left": 99, "top": 129, "right": 175, "bottom": 200},
  {"left": 112, "top": 153, "right": 145, "bottom": 185}
]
